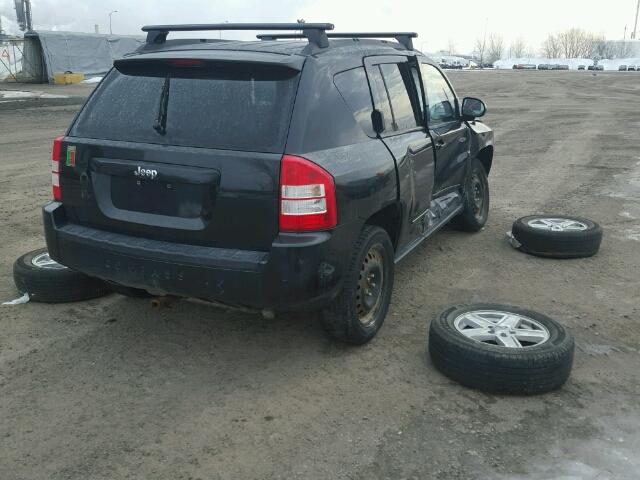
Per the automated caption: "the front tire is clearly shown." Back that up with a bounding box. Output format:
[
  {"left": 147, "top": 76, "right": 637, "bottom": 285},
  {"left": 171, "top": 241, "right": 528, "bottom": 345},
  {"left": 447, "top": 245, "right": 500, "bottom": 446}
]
[
  {"left": 451, "top": 157, "right": 489, "bottom": 232},
  {"left": 321, "top": 226, "right": 394, "bottom": 344}
]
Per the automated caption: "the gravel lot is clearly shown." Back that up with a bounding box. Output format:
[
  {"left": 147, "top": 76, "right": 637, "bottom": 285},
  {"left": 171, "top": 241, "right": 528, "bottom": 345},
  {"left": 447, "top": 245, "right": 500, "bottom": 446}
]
[{"left": 1, "top": 71, "right": 639, "bottom": 480}]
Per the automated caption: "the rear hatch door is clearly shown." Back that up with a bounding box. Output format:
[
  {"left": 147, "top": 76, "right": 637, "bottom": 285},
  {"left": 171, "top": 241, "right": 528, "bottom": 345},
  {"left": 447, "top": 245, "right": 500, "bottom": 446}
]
[{"left": 62, "top": 57, "right": 301, "bottom": 251}]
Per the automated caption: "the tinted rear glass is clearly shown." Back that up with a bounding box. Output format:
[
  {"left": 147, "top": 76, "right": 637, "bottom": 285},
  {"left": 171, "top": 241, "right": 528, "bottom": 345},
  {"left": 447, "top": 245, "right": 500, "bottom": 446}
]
[
  {"left": 70, "top": 62, "right": 299, "bottom": 153},
  {"left": 333, "top": 67, "right": 374, "bottom": 137}
]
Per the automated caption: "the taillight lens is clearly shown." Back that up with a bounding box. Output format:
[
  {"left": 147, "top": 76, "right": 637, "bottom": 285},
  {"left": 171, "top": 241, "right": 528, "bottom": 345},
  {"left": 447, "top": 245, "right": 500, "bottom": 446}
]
[
  {"left": 51, "top": 136, "right": 63, "bottom": 201},
  {"left": 279, "top": 155, "right": 337, "bottom": 232}
]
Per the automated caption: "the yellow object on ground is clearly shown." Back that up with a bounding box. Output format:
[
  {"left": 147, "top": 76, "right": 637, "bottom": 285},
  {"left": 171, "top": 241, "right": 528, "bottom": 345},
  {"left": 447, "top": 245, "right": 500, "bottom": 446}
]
[{"left": 53, "top": 72, "right": 85, "bottom": 85}]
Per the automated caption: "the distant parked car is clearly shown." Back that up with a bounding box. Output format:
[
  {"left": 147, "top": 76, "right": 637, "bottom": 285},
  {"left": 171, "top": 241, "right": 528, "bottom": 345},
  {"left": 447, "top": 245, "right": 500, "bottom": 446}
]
[
  {"left": 628, "top": 66, "right": 637, "bottom": 71},
  {"left": 481, "top": 63, "right": 494, "bottom": 69},
  {"left": 513, "top": 64, "right": 536, "bottom": 70},
  {"left": 557, "top": 64, "right": 569, "bottom": 70},
  {"left": 538, "top": 64, "right": 550, "bottom": 70},
  {"left": 619, "top": 65, "right": 628, "bottom": 71},
  {"left": 440, "top": 62, "right": 463, "bottom": 70},
  {"left": 578, "top": 65, "right": 586, "bottom": 70},
  {"left": 587, "top": 65, "right": 594, "bottom": 70},
  {"left": 595, "top": 65, "right": 604, "bottom": 71}
]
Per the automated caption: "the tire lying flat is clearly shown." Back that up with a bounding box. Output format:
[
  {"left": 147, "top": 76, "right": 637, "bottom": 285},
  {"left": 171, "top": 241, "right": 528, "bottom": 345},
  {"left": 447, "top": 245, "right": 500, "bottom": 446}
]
[
  {"left": 429, "top": 304, "right": 574, "bottom": 394},
  {"left": 511, "top": 215, "right": 602, "bottom": 258},
  {"left": 13, "top": 248, "right": 109, "bottom": 303}
]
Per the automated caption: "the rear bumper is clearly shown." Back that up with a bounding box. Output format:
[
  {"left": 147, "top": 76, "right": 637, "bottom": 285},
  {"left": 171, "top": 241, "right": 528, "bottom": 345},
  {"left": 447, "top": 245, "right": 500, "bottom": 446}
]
[{"left": 43, "top": 202, "right": 352, "bottom": 311}]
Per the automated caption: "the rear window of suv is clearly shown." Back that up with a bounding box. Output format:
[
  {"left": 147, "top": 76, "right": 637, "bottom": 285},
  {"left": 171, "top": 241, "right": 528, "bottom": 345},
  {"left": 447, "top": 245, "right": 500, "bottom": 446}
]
[{"left": 70, "top": 62, "right": 300, "bottom": 153}]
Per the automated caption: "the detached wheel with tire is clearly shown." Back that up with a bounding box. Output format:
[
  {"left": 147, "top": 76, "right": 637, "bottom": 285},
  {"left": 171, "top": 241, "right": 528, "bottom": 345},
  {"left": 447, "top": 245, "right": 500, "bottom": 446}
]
[
  {"left": 511, "top": 215, "right": 602, "bottom": 258},
  {"left": 429, "top": 304, "right": 574, "bottom": 394},
  {"left": 451, "top": 157, "right": 489, "bottom": 232},
  {"left": 321, "top": 225, "right": 394, "bottom": 344},
  {"left": 13, "top": 248, "right": 109, "bottom": 303}
]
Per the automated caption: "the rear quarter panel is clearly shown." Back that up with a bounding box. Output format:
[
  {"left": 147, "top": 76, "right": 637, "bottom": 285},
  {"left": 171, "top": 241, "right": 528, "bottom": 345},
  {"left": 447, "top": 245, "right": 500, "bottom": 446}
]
[{"left": 286, "top": 57, "right": 398, "bottom": 231}]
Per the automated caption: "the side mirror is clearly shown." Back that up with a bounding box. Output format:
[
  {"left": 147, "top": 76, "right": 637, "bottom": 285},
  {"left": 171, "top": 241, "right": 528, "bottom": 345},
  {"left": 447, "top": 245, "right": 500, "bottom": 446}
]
[
  {"left": 461, "top": 97, "right": 486, "bottom": 120},
  {"left": 371, "top": 109, "right": 384, "bottom": 134}
]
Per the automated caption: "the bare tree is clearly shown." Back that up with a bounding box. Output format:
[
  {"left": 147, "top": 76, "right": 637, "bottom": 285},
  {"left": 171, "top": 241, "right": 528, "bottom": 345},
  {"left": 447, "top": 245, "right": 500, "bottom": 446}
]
[
  {"left": 557, "top": 28, "right": 597, "bottom": 58},
  {"left": 474, "top": 36, "right": 488, "bottom": 65},
  {"left": 509, "top": 37, "right": 527, "bottom": 58},
  {"left": 447, "top": 39, "right": 457, "bottom": 56},
  {"left": 487, "top": 34, "right": 504, "bottom": 64},
  {"left": 541, "top": 34, "right": 562, "bottom": 58}
]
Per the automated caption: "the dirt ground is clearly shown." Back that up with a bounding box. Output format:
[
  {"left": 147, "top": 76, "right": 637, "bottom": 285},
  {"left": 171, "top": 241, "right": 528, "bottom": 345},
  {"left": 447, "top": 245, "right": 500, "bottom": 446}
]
[{"left": 1, "top": 71, "right": 639, "bottom": 480}]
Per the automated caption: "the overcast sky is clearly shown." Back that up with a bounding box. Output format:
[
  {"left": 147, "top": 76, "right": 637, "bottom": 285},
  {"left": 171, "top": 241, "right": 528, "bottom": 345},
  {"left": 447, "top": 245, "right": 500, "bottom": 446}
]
[{"left": 1, "top": 0, "right": 638, "bottom": 53}]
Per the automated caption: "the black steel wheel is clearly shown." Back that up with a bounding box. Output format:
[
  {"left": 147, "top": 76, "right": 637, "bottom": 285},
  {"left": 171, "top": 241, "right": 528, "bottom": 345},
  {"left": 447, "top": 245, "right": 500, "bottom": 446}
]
[
  {"left": 451, "top": 157, "right": 489, "bottom": 232},
  {"left": 321, "top": 226, "right": 394, "bottom": 344}
]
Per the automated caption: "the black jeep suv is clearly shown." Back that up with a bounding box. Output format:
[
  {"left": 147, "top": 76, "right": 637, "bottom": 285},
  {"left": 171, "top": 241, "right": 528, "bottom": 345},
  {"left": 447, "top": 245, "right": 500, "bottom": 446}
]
[{"left": 44, "top": 23, "right": 493, "bottom": 344}]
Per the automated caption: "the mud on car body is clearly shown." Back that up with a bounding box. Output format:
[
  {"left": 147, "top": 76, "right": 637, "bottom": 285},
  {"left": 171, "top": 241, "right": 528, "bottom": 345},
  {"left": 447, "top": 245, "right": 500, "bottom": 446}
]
[{"left": 43, "top": 23, "right": 494, "bottom": 343}]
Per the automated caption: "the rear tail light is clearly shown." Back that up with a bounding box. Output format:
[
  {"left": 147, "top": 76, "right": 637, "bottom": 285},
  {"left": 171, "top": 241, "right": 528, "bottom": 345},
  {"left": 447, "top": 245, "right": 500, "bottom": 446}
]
[
  {"left": 279, "top": 155, "right": 337, "bottom": 232},
  {"left": 51, "top": 136, "right": 63, "bottom": 201}
]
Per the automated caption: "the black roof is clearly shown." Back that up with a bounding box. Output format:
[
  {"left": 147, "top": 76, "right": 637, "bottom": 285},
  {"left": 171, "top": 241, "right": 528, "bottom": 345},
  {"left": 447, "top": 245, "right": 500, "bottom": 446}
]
[{"left": 131, "top": 38, "right": 423, "bottom": 60}]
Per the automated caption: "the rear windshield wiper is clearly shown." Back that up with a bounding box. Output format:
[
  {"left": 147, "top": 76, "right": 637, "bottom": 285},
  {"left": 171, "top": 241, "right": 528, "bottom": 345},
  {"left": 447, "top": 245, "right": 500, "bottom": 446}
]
[{"left": 153, "top": 74, "right": 171, "bottom": 135}]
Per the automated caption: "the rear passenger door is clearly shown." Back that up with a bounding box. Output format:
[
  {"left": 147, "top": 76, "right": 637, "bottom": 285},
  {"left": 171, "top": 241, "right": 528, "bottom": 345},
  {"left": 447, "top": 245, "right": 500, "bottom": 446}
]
[
  {"left": 420, "top": 62, "right": 470, "bottom": 193},
  {"left": 364, "top": 55, "right": 435, "bottom": 240}
]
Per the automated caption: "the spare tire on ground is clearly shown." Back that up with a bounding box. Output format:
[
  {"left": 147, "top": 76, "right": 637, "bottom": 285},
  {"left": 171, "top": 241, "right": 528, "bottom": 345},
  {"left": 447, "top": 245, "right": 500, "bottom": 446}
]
[
  {"left": 13, "top": 248, "right": 109, "bottom": 303},
  {"left": 510, "top": 215, "right": 602, "bottom": 258},
  {"left": 429, "top": 304, "right": 574, "bottom": 394}
]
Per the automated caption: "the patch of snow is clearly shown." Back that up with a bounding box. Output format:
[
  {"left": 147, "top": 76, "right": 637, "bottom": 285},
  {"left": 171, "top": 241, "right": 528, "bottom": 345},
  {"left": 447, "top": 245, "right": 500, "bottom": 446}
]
[
  {"left": 0, "top": 90, "right": 69, "bottom": 100},
  {"left": 81, "top": 76, "right": 103, "bottom": 84},
  {"left": 2, "top": 292, "right": 30, "bottom": 305}
]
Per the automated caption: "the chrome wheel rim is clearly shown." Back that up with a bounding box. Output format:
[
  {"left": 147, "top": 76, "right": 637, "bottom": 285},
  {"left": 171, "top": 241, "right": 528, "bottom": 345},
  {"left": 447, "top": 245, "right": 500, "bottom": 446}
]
[
  {"left": 453, "top": 310, "right": 550, "bottom": 348},
  {"left": 356, "top": 244, "right": 385, "bottom": 327},
  {"left": 527, "top": 218, "right": 588, "bottom": 232},
  {"left": 31, "top": 252, "right": 66, "bottom": 270}
]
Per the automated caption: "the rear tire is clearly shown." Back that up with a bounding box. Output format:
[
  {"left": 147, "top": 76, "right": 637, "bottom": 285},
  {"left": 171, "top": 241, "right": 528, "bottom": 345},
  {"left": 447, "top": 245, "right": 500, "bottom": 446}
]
[
  {"left": 321, "top": 226, "right": 394, "bottom": 344},
  {"left": 451, "top": 157, "right": 489, "bottom": 232},
  {"left": 13, "top": 248, "right": 109, "bottom": 303}
]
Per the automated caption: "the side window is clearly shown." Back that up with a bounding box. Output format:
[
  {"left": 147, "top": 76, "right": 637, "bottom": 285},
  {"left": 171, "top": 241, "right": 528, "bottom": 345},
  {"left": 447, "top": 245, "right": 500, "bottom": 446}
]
[
  {"left": 420, "top": 64, "right": 457, "bottom": 125},
  {"left": 333, "top": 67, "right": 374, "bottom": 137},
  {"left": 378, "top": 63, "right": 421, "bottom": 132},
  {"left": 368, "top": 62, "right": 422, "bottom": 134},
  {"left": 367, "top": 65, "right": 393, "bottom": 132}
]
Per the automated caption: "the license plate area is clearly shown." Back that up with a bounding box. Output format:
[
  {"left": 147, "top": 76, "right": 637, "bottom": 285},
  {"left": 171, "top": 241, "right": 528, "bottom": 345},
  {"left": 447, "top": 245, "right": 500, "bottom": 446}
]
[{"left": 111, "top": 176, "right": 207, "bottom": 218}]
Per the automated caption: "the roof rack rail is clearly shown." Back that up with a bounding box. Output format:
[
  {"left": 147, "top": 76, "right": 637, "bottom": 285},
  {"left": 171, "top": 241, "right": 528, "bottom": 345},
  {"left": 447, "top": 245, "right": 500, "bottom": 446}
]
[
  {"left": 141, "top": 23, "right": 335, "bottom": 48},
  {"left": 256, "top": 32, "right": 418, "bottom": 50}
]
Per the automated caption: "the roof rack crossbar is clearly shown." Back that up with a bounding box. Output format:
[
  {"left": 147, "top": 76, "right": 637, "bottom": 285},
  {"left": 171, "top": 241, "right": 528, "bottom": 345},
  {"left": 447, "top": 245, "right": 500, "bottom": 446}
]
[
  {"left": 142, "top": 23, "right": 334, "bottom": 48},
  {"left": 257, "top": 32, "right": 418, "bottom": 50}
]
